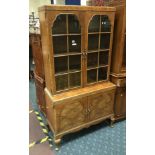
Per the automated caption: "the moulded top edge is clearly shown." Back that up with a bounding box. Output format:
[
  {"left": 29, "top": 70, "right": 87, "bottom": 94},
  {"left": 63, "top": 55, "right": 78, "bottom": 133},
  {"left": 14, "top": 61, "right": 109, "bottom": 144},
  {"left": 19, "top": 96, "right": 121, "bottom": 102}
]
[
  {"left": 46, "top": 82, "right": 116, "bottom": 104},
  {"left": 38, "top": 5, "right": 116, "bottom": 12}
]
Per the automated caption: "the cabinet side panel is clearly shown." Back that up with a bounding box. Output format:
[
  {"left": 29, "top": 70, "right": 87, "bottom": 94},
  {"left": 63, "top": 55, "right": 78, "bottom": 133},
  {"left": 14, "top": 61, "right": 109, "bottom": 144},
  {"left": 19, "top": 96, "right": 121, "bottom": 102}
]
[
  {"left": 34, "top": 77, "right": 46, "bottom": 114},
  {"left": 30, "top": 34, "right": 44, "bottom": 78},
  {"left": 111, "top": 6, "right": 125, "bottom": 74},
  {"left": 39, "top": 11, "right": 54, "bottom": 93}
]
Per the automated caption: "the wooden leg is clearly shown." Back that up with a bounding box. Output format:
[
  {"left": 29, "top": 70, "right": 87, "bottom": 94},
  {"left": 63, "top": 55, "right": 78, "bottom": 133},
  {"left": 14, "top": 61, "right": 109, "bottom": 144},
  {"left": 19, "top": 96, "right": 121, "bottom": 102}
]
[
  {"left": 110, "top": 116, "right": 115, "bottom": 128},
  {"left": 54, "top": 137, "right": 62, "bottom": 151}
]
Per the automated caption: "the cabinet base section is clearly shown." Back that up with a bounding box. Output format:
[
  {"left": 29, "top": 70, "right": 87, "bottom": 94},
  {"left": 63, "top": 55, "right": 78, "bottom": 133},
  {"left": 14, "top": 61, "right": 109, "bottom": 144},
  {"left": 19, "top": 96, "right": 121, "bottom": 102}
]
[{"left": 44, "top": 82, "right": 116, "bottom": 145}]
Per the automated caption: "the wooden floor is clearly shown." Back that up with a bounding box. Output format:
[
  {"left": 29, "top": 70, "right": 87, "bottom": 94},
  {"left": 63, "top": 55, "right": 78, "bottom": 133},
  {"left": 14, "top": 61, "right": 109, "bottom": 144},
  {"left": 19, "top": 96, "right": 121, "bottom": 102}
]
[{"left": 29, "top": 102, "right": 55, "bottom": 155}]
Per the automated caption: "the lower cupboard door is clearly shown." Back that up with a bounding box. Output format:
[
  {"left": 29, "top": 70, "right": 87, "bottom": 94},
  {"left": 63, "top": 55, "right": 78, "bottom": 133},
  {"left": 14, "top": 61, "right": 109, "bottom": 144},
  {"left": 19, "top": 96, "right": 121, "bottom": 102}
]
[
  {"left": 88, "top": 90, "right": 115, "bottom": 121},
  {"left": 55, "top": 98, "right": 87, "bottom": 133}
]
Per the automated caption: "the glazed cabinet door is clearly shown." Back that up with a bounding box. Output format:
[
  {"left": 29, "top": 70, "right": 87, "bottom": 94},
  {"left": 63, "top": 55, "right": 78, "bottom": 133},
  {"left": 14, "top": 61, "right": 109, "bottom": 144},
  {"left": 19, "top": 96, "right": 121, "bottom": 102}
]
[
  {"left": 84, "top": 12, "right": 115, "bottom": 86},
  {"left": 55, "top": 98, "right": 87, "bottom": 133},
  {"left": 87, "top": 90, "right": 115, "bottom": 121},
  {"left": 48, "top": 12, "right": 85, "bottom": 94}
]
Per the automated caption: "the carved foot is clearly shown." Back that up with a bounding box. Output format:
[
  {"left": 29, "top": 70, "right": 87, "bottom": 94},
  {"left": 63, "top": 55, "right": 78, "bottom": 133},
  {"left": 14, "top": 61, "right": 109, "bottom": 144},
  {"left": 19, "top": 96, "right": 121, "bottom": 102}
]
[
  {"left": 54, "top": 138, "right": 61, "bottom": 151},
  {"left": 110, "top": 116, "right": 115, "bottom": 128}
]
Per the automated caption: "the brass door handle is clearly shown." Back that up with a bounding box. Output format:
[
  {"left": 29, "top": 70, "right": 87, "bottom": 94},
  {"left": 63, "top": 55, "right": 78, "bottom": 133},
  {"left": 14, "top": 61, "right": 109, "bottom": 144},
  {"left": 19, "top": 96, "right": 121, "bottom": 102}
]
[
  {"left": 82, "top": 52, "right": 85, "bottom": 57},
  {"left": 82, "top": 51, "right": 87, "bottom": 59}
]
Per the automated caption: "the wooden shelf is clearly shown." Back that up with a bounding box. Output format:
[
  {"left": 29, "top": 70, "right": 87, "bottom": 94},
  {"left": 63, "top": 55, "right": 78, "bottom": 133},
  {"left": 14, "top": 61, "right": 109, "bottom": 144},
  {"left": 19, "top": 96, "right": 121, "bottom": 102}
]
[
  {"left": 100, "top": 48, "right": 110, "bottom": 51},
  {"left": 54, "top": 52, "right": 81, "bottom": 57},
  {"left": 52, "top": 32, "right": 111, "bottom": 37},
  {"left": 69, "top": 52, "right": 81, "bottom": 56},
  {"left": 87, "top": 66, "right": 98, "bottom": 70},
  {"left": 55, "top": 69, "right": 81, "bottom": 76},
  {"left": 69, "top": 70, "right": 81, "bottom": 74},
  {"left": 99, "top": 65, "right": 109, "bottom": 68},
  {"left": 54, "top": 53, "right": 68, "bottom": 57},
  {"left": 52, "top": 33, "right": 81, "bottom": 37},
  {"left": 88, "top": 32, "right": 111, "bottom": 35},
  {"left": 87, "top": 65, "right": 108, "bottom": 71},
  {"left": 87, "top": 50, "right": 98, "bottom": 53},
  {"left": 88, "top": 49, "right": 109, "bottom": 53},
  {"left": 55, "top": 71, "right": 68, "bottom": 76}
]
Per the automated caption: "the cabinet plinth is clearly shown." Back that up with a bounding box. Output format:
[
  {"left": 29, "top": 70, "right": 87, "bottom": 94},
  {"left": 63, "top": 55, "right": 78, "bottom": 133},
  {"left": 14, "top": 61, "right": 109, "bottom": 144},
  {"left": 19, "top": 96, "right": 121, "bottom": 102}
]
[{"left": 45, "top": 82, "right": 116, "bottom": 139}]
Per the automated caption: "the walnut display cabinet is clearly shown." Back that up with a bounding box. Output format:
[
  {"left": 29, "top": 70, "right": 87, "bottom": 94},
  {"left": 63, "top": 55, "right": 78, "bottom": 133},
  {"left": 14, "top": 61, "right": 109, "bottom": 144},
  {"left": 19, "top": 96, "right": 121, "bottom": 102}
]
[
  {"left": 110, "top": 5, "right": 126, "bottom": 120},
  {"left": 39, "top": 5, "right": 116, "bottom": 145}
]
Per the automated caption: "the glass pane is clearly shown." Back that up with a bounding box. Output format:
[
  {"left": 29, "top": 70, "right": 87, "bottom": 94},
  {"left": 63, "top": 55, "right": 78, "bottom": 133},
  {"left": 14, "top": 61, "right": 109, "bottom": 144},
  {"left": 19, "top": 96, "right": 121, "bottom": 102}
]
[
  {"left": 69, "top": 35, "right": 81, "bottom": 53},
  {"left": 68, "top": 15, "right": 81, "bottom": 34},
  {"left": 88, "top": 15, "right": 100, "bottom": 32},
  {"left": 98, "top": 67, "right": 108, "bottom": 81},
  {"left": 69, "top": 72, "right": 81, "bottom": 88},
  {"left": 87, "top": 69, "right": 97, "bottom": 84},
  {"left": 52, "top": 14, "right": 67, "bottom": 34},
  {"left": 99, "top": 51, "right": 109, "bottom": 66},
  {"left": 54, "top": 56, "right": 68, "bottom": 74},
  {"left": 100, "top": 34, "right": 110, "bottom": 49},
  {"left": 101, "top": 15, "right": 111, "bottom": 32},
  {"left": 87, "top": 52, "right": 98, "bottom": 68},
  {"left": 69, "top": 55, "right": 81, "bottom": 71},
  {"left": 56, "top": 74, "right": 68, "bottom": 91},
  {"left": 53, "top": 36, "right": 67, "bottom": 54},
  {"left": 88, "top": 34, "right": 99, "bottom": 51}
]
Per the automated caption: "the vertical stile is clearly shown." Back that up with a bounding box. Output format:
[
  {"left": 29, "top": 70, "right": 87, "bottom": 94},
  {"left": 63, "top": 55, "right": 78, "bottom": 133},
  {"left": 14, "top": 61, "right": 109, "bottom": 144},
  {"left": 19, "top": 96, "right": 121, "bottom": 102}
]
[{"left": 66, "top": 15, "right": 70, "bottom": 89}]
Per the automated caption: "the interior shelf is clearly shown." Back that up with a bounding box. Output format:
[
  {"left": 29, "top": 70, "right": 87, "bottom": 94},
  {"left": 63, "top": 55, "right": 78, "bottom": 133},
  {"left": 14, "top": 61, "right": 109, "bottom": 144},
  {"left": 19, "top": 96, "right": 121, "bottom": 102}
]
[
  {"left": 87, "top": 65, "right": 109, "bottom": 71},
  {"left": 88, "top": 32, "right": 111, "bottom": 35},
  {"left": 87, "top": 49, "right": 110, "bottom": 53},
  {"left": 55, "top": 71, "right": 68, "bottom": 77},
  {"left": 54, "top": 52, "right": 81, "bottom": 57},
  {"left": 52, "top": 33, "right": 81, "bottom": 37},
  {"left": 55, "top": 69, "right": 81, "bottom": 77}
]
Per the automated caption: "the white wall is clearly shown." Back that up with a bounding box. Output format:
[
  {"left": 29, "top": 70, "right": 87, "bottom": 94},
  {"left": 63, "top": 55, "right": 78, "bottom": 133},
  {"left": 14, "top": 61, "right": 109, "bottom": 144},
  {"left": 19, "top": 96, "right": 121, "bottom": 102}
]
[
  {"left": 29, "top": 0, "right": 88, "bottom": 16},
  {"left": 29, "top": 0, "right": 51, "bottom": 16},
  {"left": 54, "top": 0, "right": 65, "bottom": 5}
]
